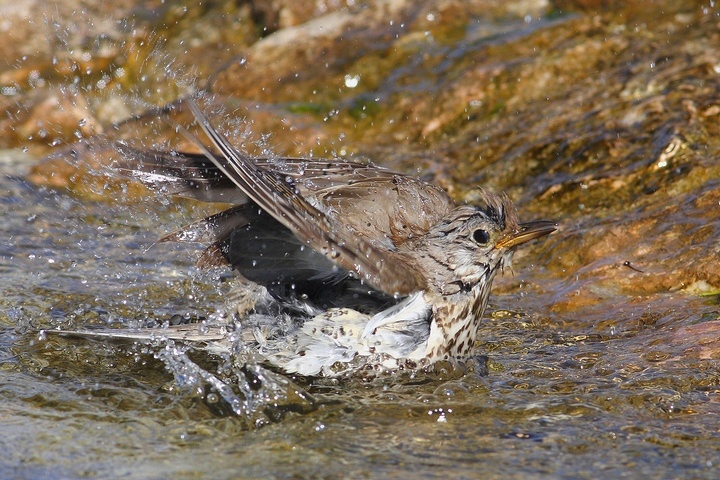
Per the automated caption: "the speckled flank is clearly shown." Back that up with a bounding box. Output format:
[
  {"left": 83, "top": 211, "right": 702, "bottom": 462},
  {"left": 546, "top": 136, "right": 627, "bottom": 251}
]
[{"left": 425, "top": 267, "right": 496, "bottom": 361}]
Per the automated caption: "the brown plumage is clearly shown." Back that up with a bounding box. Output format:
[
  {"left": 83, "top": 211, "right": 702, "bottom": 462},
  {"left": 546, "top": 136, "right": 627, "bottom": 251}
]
[{"left": 67, "top": 99, "right": 556, "bottom": 376}]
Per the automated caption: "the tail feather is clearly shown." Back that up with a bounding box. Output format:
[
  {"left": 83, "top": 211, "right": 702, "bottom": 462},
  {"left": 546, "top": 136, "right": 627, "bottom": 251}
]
[{"left": 50, "top": 323, "right": 233, "bottom": 356}]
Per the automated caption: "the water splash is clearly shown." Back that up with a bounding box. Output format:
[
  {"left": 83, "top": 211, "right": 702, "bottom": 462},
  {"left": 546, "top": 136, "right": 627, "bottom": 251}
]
[{"left": 153, "top": 338, "right": 317, "bottom": 426}]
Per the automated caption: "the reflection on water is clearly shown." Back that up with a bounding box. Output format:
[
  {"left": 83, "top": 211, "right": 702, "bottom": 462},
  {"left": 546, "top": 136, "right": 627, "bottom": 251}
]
[{"left": 2, "top": 146, "right": 719, "bottom": 478}]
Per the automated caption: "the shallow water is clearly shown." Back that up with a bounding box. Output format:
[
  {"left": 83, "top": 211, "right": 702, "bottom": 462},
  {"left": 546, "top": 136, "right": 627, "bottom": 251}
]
[
  {"left": 2, "top": 147, "right": 719, "bottom": 479},
  {"left": 3, "top": 1, "right": 720, "bottom": 478}
]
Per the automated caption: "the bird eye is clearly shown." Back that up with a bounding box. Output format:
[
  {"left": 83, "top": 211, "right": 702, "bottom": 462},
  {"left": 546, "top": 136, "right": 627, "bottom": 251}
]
[{"left": 472, "top": 229, "right": 490, "bottom": 245}]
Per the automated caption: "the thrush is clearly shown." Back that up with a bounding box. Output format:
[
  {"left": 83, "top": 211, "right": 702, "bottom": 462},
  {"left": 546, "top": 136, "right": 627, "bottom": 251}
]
[{"left": 59, "top": 99, "right": 556, "bottom": 377}]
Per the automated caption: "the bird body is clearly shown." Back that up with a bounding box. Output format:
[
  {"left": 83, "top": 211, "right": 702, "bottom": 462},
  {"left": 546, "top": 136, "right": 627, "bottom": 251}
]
[{"left": 58, "top": 99, "right": 555, "bottom": 377}]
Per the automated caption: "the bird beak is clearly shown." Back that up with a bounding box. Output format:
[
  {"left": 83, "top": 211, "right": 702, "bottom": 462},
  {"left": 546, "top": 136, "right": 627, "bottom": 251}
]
[{"left": 496, "top": 220, "right": 557, "bottom": 249}]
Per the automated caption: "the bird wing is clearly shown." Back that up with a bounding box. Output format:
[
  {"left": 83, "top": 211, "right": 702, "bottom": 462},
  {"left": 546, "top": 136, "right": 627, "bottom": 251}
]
[
  {"left": 113, "top": 144, "right": 396, "bottom": 203},
  {"left": 185, "top": 99, "right": 427, "bottom": 296},
  {"left": 114, "top": 142, "right": 455, "bottom": 252},
  {"left": 113, "top": 142, "right": 249, "bottom": 204}
]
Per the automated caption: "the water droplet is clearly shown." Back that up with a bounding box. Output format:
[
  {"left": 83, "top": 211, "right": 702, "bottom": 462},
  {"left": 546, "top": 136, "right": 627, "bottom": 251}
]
[{"left": 344, "top": 74, "right": 360, "bottom": 89}]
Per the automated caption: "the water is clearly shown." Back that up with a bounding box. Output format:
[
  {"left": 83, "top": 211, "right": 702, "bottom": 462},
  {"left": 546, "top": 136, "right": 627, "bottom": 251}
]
[{"left": 2, "top": 148, "right": 719, "bottom": 479}]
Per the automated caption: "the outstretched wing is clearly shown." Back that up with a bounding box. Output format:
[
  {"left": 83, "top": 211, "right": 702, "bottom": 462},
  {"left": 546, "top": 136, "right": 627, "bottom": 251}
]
[
  {"left": 114, "top": 142, "right": 249, "bottom": 204},
  {"left": 115, "top": 143, "right": 456, "bottom": 253},
  {"left": 185, "top": 99, "right": 427, "bottom": 296}
]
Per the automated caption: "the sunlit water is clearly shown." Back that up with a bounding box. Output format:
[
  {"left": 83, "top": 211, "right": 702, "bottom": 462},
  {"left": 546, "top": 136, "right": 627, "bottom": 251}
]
[{"left": 2, "top": 146, "right": 719, "bottom": 479}]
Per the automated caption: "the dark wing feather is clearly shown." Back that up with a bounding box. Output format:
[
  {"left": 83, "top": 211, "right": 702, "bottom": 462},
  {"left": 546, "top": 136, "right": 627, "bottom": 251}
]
[
  {"left": 160, "top": 204, "right": 253, "bottom": 244},
  {"left": 114, "top": 142, "right": 248, "bottom": 204}
]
